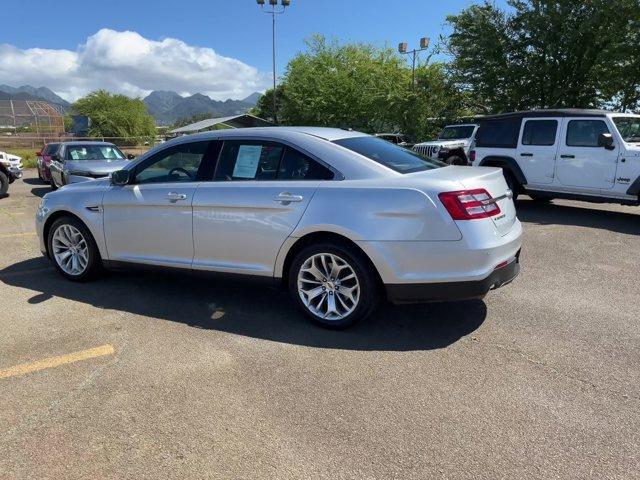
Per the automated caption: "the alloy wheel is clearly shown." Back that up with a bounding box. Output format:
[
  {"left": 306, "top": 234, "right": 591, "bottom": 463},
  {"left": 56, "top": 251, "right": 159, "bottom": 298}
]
[
  {"left": 52, "top": 224, "right": 89, "bottom": 276},
  {"left": 297, "top": 253, "right": 360, "bottom": 321}
]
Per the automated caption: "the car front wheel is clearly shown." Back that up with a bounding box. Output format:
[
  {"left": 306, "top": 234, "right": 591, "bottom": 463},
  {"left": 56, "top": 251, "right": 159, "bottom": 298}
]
[
  {"left": 47, "top": 216, "right": 101, "bottom": 281},
  {"left": 289, "top": 243, "right": 379, "bottom": 329}
]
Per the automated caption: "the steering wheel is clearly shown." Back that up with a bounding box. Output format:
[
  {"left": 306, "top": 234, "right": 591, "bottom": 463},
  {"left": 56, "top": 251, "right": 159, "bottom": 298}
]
[{"left": 168, "top": 167, "right": 193, "bottom": 181}]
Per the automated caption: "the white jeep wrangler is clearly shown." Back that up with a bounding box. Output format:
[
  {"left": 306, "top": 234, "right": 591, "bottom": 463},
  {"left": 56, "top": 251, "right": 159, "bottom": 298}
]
[
  {"left": 471, "top": 109, "right": 640, "bottom": 205},
  {"left": 413, "top": 123, "right": 478, "bottom": 165}
]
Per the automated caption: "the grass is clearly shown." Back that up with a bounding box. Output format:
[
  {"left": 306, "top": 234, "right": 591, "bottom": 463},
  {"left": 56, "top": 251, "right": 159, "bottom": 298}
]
[{"left": 2, "top": 149, "right": 38, "bottom": 168}]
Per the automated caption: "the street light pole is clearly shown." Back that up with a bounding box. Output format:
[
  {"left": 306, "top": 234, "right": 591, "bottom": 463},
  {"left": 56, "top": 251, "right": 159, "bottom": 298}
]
[
  {"left": 398, "top": 37, "right": 430, "bottom": 91},
  {"left": 257, "top": 0, "right": 291, "bottom": 124}
]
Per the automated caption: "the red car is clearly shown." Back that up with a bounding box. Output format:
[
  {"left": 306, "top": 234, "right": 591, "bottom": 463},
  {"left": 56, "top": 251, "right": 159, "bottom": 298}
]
[{"left": 36, "top": 143, "right": 60, "bottom": 183}]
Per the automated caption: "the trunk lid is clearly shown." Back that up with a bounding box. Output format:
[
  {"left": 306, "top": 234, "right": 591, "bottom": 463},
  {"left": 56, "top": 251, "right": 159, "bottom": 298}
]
[{"left": 408, "top": 166, "right": 517, "bottom": 237}]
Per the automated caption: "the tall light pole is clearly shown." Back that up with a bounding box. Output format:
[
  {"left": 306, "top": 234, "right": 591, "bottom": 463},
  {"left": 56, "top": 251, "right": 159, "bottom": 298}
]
[
  {"left": 398, "top": 37, "right": 430, "bottom": 90},
  {"left": 257, "top": 0, "right": 290, "bottom": 124}
]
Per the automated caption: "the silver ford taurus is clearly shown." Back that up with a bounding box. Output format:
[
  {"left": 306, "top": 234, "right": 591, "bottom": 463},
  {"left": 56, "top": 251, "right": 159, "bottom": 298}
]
[
  {"left": 48, "top": 141, "right": 134, "bottom": 190},
  {"left": 36, "top": 127, "right": 522, "bottom": 328}
]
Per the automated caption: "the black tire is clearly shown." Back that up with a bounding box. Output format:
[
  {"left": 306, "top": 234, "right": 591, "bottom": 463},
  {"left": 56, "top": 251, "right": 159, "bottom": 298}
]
[
  {"left": 288, "top": 242, "right": 379, "bottom": 329},
  {"left": 502, "top": 170, "right": 520, "bottom": 201},
  {"left": 50, "top": 177, "right": 58, "bottom": 190},
  {"left": 47, "top": 216, "right": 102, "bottom": 281},
  {"left": 0, "top": 171, "right": 8, "bottom": 196},
  {"left": 445, "top": 155, "right": 467, "bottom": 166}
]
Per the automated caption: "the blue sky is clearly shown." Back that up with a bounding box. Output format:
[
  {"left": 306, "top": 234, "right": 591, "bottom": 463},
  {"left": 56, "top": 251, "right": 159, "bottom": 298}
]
[{"left": 0, "top": 0, "right": 508, "bottom": 100}]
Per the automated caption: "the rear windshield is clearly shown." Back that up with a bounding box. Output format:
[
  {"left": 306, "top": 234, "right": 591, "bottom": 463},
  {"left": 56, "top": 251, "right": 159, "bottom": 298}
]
[
  {"left": 439, "top": 125, "right": 475, "bottom": 140},
  {"left": 333, "top": 136, "right": 444, "bottom": 173},
  {"left": 65, "top": 144, "right": 126, "bottom": 161}
]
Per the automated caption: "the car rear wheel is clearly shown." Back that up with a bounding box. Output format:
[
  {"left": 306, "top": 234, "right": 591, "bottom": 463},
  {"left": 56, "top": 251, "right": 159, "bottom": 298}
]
[
  {"left": 289, "top": 243, "right": 379, "bottom": 329},
  {"left": 0, "top": 171, "right": 8, "bottom": 196},
  {"left": 47, "top": 216, "right": 101, "bottom": 281}
]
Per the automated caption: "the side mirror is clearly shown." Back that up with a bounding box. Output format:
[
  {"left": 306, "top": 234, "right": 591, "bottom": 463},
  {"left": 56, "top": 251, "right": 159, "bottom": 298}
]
[
  {"left": 126, "top": 154, "right": 136, "bottom": 160},
  {"left": 36, "top": 151, "right": 42, "bottom": 156},
  {"left": 110, "top": 169, "right": 130, "bottom": 186},
  {"left": 598, "top": 133, "right": 614, "bottom": 150}
]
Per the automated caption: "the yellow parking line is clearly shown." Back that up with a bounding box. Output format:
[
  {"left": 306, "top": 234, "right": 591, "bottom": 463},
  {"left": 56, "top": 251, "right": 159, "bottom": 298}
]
[
  {"left": 0, "top": 344, "right": 115, "bottom": 379},
  {"left": 0, "top": 231, "right": 36, "bottom": 239}
]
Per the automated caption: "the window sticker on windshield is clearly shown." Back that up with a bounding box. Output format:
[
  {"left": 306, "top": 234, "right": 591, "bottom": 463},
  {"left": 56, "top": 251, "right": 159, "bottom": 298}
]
[{"left": 233, "top": 145, "right": 262, "bottom": 178}]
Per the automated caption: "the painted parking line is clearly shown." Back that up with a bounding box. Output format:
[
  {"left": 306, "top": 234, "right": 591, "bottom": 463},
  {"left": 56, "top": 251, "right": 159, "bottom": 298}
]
[
  {"left": 0, "top": 344, "right": 115, "bottom": 379},
  {"left": 0, "top": 232, "right": 36, "bottom": 239}
]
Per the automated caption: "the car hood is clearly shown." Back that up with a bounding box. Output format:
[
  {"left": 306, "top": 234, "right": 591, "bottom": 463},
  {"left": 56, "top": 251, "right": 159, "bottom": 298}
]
[
  {"left": 415, "top": 139, "right": 469, "bottom": 148},
  {"left": 64, "top": 159, "right": 129, "bottom": 174}
]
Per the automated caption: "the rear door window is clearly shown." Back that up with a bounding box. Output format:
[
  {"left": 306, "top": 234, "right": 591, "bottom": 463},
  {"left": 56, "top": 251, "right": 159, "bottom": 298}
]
[
  {"left": 566, "top": 120, "right": 610, "bottom": 147},
  {"left": 521, "top": 120, "right": 558, "bottom": 146},
  {"left": 214, "top": 141, "right": 334, "bottom": 181}
]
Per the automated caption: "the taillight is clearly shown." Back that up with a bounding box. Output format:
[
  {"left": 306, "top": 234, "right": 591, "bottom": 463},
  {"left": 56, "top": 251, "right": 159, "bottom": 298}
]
[
  {"left": 469, "top": 150, "right": 476, "bottom": 162},
  {"left": 439, "top": 189, "right": 501, "bottom": 220}
]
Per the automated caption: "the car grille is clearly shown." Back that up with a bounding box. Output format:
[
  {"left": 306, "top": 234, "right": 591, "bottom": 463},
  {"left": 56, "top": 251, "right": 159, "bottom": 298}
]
[{"left": 413, "top": 145, "right": 439, "bottom": 158}]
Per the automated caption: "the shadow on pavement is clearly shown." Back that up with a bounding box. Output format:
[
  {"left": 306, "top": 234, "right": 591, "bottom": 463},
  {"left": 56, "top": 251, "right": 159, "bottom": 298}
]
[
  {"left": 22, "top": 177, "right": 44, "bottom": 186},
  {"left": 516, "top": 198, "right": 640, "bottom": 235},
  {"left": 1, "top": 257, "right": 487, "bottom": 352}
]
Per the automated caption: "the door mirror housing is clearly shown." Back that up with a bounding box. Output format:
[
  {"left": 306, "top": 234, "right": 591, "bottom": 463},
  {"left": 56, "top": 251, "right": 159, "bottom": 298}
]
[
  {"left": 110, "top": 169, "right": 130, "bottom": 186},
  {"left": 598, "top": 132, "right": 614, "bottom": 150}
]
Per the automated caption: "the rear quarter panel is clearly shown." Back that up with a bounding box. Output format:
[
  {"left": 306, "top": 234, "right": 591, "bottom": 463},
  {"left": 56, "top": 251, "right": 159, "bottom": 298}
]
[{"left": 290, "top": 185, "right": 463, "bottom": 242}]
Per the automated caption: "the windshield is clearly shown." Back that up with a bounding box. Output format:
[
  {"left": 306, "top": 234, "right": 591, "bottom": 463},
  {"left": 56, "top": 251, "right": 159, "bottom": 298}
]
[
  {"left": 612, "top": 117, "right": 640, "bottom": 143},
  {"left": 438, "top": 125, "right": 476, "bottom": 140},
  {"left": 333, "top": 136, "right": 444, "bottom": 173},
  {"left": 65, "top": 144, "right": 126, "bottom": 161}
]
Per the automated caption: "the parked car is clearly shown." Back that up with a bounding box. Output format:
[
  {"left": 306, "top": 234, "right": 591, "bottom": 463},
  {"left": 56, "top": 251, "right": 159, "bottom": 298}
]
[
  {"left": 36, "top": 127, "right": 522, "bottom": 329},
  {"left": 374, "top": 133, "right": 414, "bottom": 148},
  {"left": 36, "top": 142, "right": 60, "bottom": 183},
  {"left": 49, "top": 141, "right": 134, "bottom": 190},
  {"left": 413, "top": 124, "right": 479, "bottom": 165},
  {"left": 471, "top": 109, "right": 640, "bottom": 204},
  {"left": 0, "top": 150, "right": 23, "bottom": 196}
]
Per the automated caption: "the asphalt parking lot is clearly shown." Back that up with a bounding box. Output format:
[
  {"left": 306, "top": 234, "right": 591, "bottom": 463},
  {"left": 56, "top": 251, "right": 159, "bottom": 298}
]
[{"left": 1, "top": 170, "right": 639, "bottom": 479}]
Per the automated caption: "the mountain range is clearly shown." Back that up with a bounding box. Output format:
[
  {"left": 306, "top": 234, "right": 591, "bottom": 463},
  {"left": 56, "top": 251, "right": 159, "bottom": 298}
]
[
  {"left": 0, "top": 85, "right": 70, "bottom": 107},
  {"left": 143, "top": 91, "right": 262, "bottom": 125},
  {"left": 0, "top": 84, "right": 262, "bottom": 125}
]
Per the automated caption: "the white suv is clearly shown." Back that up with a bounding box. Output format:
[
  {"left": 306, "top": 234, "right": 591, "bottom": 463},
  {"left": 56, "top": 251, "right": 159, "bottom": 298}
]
[
  {"left": 472, "top": 109, "right": 640, "bottom": 205},
  {"left": 413, "top": 124, "right": 478, "bottom": 165}
]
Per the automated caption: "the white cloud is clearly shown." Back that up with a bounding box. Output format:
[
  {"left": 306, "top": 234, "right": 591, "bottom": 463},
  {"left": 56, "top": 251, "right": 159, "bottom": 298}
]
[{"left": 0, "top": 29, "right": 270, "bottom": 101}]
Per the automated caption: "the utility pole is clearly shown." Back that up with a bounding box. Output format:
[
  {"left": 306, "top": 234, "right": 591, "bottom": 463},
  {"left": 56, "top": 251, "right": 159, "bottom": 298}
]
[
  {"left": 398, "top": 37, "right": 430, "bottom": 90},
  {"left": 257, "top": 0, "right": 291, "bottom": 124}
]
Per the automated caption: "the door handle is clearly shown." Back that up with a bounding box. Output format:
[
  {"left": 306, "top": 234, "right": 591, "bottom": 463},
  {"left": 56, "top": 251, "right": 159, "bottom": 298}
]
[
  {"left": 274, "top": 192, "right": 303, "bottom": 203},
  {"left": 560, "top": 154, "right": 575, "bottom": 159},
  {"left": 165, "top": 192, "right": 187, "bottom": 201},
  {"left": 520, "top": 153, "right": 533, "bottom": 157}
]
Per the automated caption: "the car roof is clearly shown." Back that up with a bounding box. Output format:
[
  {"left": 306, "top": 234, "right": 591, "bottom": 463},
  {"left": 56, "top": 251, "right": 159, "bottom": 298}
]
[
  {"left": 480, "top": 109, "right": 610, "bottom": 121},
  {"left": 177, "top": 126, "right": 369, "bottom": 143},
  {"left": 59, "top": 141, "right": 119, "bottom": 146}
]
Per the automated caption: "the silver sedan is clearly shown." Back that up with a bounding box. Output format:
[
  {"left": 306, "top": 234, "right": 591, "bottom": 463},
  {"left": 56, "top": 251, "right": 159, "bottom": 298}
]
[{"left": 36, "top": 127, "right": 522, "bottom": 328}]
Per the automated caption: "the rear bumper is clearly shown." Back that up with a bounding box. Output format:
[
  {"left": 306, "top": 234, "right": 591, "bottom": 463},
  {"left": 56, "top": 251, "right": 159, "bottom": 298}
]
[{"left": 386, "top": 252, "right": 520, "bottom": 303}]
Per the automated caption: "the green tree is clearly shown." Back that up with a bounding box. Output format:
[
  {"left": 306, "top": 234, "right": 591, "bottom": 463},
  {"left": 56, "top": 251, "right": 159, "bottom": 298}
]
[
  {"left": 276, "top": 35, "right": 466, "bottom": 141},
  {"left": 72, "top": 90, "right": 156, "bottom": 139},
  {"left": 250, "top": 85, "right": 284, "bottom": 122},
  {"left": 446, "top": 0, "right": 640, "bottom": 112}
]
